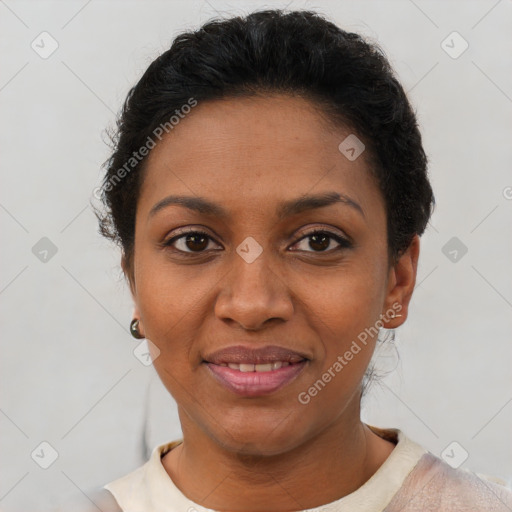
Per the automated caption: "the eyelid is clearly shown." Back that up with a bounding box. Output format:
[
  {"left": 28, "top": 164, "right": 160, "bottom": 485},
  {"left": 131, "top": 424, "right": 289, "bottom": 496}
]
[
  {"left": 161, "top": 226, "right": 220, "bottom": 246},
  {"left": 290, "top": 227, "right": 352, "bottom": 251},
  {"left": 162, "top": 224, "right": 352, "bottom": 253},
  {"left": 293, "top": 224, "right": 351, "bottom": 243},
  {"left": 163, "top": 226, "right": 220, "bottom": 244}
]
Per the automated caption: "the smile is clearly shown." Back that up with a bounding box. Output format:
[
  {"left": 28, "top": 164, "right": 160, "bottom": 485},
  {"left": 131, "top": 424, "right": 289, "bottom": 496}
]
[
  {"left": 204, "top": 359, "right": 308, "bottom": 396},
  {"left": 218, "top": 361, "right": 292, "bottom": 372}
]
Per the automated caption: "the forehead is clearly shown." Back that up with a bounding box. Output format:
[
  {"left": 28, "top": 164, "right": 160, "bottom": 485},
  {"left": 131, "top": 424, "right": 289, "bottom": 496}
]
[{"left": 137, "top": 94, "right": 383, "bottom": 220}]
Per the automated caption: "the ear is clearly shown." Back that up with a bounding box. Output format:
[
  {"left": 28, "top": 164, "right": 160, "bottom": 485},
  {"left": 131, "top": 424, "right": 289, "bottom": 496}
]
[
  {"left": 121, "top": 253, "right": 146, "bottom": 337},
  {"left": 381, "top": 235, "right": 420, "bottom": 328},
  {"left": 121, "top": 253, "right": 136, "bottom": 298}
]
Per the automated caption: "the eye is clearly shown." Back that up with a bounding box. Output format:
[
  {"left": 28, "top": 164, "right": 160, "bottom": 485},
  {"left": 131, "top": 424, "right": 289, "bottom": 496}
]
[
  {"left": 163, "top": 228, "right": 351, "bottom": 255},
  {"left": 291, "top": 230, "right": 352, "bottom": 253},
  {"left": 163, "top": 229, "right": 221, "bottom": 253}
]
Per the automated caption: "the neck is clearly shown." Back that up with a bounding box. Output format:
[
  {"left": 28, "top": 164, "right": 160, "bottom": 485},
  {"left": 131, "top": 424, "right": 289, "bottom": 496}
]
[{"left": 162, "top": 407, "right": 395, "bottom": 511}]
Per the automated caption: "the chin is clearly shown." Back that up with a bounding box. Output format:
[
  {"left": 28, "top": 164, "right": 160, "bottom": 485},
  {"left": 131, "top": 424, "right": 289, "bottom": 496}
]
[
  {"left": 221, "top": 434, "right": 299, "bottom": 458},
  {"left": 210, "top": 413, "right": 307, "bottom": 457}
]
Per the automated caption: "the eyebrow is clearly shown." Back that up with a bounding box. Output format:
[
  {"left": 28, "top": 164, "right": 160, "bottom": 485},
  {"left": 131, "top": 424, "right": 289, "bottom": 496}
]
[{"left": 149, "top": 191, "right": 365, "bottom": 220}]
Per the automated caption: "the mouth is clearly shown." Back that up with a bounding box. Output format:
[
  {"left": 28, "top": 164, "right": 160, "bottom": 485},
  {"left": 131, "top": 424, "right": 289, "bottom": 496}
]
[
  {"left": 214, "top": 361, "right": 297, "bottom": 372},
  {"left": 203, "top": 345, "right": 309, "bottom": 397}
]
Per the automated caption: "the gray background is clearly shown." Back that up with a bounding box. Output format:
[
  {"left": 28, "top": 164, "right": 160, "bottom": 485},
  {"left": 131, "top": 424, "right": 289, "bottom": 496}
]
[{"left": 1, "top": 0, "right": 511, "bottom": 510}]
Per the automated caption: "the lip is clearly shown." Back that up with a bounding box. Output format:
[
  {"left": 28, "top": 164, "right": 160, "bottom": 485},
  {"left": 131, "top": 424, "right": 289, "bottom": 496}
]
[
  {"left": 203, "top": 344, "right": 310, "bottom": 397},
  {"left": 203, "top": 344, "right": 309, "bottom": 365},
  {"left": 205, "top": 360, "right": 308, "bottom": 397}
]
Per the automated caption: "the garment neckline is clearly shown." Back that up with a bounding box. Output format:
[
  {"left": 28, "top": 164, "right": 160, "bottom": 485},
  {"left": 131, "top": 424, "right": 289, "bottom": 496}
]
[
  {"left": 149, "top": 425, "right": 426, "bottom": 511},
  {"left": 159, "top": 423, "right": 399, "bottom": 460}
]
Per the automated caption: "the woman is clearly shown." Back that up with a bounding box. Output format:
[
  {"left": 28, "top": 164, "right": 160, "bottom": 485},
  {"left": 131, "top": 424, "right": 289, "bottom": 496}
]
[{"left": 94, "top": 9, "right": 512, "bottom": 511}]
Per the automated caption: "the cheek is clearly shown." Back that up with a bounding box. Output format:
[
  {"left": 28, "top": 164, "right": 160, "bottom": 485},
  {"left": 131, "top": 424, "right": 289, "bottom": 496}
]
[
  {"left": 301, "top": 256, "right": 387, "bottom": 381},
  {"left": 134, "top": 250, "right": 213, "bottom": 341},
  {"left": 133, "top": 264, "right": 198, "bottom": 381},
  {"left": 306, "top": 261, "right": 387, "bottom": 338}
]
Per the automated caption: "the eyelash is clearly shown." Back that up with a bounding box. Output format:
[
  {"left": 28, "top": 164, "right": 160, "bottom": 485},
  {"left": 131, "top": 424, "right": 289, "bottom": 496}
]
[{"left": 163, "top": 228, "right": 352, "bottom": 255}]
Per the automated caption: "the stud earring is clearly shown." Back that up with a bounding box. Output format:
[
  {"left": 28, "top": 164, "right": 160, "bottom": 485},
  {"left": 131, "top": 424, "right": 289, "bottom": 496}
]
[
  {"left": 130, "top": 318, "right": 145, "bottom": 339},
  {"left": 389, "top": 311, "right": 403, "bottom": 319}
]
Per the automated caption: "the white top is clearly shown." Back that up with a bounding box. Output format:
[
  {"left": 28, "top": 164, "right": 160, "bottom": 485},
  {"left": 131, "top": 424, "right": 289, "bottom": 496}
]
[{"left": 103, "top": 425, "right": 512, "bottom": 511}]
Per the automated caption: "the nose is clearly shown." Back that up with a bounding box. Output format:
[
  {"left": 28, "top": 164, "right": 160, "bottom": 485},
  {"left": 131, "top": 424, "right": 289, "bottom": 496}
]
[{"left": 214, "top": 248, "right": 294, "bottom": 331}]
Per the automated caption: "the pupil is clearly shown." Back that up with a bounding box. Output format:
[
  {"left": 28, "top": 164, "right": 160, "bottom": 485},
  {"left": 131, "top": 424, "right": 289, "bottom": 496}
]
[
  {"left": 310, "top": 234, "right": 329, "bottom": 251},
  {"left": 186, "top": 234, "right": 208, "bottom": 251}
]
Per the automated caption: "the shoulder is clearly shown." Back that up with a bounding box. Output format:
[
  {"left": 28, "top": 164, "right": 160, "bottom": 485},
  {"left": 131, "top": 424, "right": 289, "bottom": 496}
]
[
  {"left": 386, "top": 452, "right": 512, "bottom": 511},
  {"left": 51, "top": 488, "right": 123, "bottom": 512},
  {"left": 89, "top": 489, "right": 124, "bottom": 512},
  {"left": 99, "top": 440, "right": 184, "bottom": 511}
]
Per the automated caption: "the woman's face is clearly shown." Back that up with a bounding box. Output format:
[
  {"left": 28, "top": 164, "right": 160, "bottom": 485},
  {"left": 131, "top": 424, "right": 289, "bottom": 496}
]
[{"left": 128, "top": 94, "right": 417, "bottom": 455}]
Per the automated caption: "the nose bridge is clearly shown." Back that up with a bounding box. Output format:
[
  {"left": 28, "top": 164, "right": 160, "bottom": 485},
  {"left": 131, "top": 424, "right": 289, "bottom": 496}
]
[
  {"left": 214, "top": 238, "right": 293, "bottom": 328},
  {"left": 233, "top": 242, "right": 273, "bottom": 293}
]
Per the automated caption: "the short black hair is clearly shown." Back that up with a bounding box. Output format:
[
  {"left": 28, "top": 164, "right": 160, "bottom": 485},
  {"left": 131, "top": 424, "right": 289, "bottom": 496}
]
[{"left": 96, "top": 9, "right": 434, "bottom": 270}]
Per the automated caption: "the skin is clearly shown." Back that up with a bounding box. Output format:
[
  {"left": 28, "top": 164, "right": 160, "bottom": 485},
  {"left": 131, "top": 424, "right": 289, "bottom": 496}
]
[{"left": 123, "top": 94, "right": 420, "bottom": 511}]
